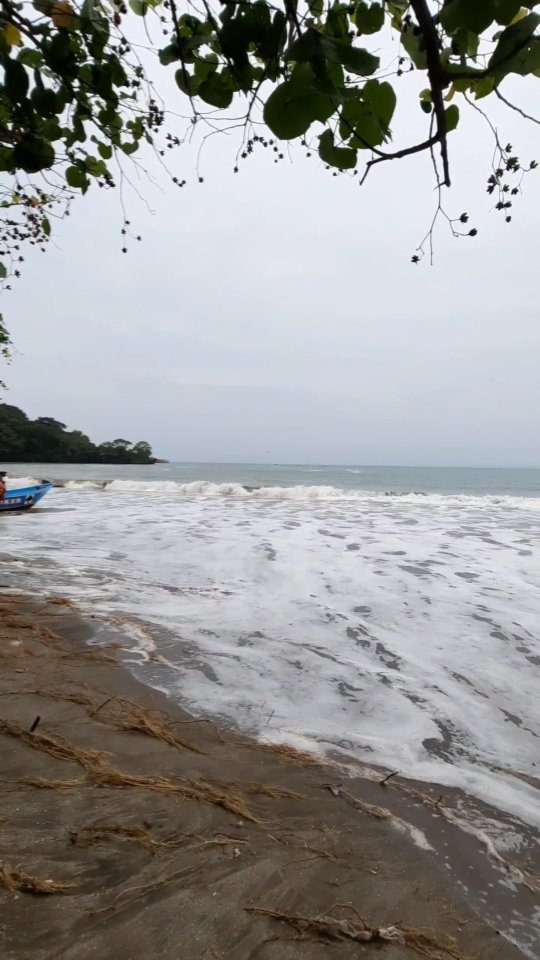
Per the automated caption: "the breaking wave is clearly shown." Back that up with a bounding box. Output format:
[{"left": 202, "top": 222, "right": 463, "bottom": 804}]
[{"left": 62, "top": 478, "right": 540, "bottom": 507}]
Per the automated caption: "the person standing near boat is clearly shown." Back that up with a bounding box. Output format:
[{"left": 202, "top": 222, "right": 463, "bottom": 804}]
[{"left": 0, "top": 472, "right": 6, "bottom": 501}]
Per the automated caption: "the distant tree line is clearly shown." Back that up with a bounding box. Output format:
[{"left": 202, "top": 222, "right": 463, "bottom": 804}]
[{"left": 0, "top": 404, "right": 155, "bottom": 464}]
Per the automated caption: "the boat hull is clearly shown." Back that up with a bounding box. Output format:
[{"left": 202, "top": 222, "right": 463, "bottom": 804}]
[{"left": 0, "top": 483, "right": 54, "bottom": 513}]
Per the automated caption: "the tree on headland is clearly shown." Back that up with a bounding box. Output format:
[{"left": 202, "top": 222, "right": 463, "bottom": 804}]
[
  {"left": 1, "top": 0, "right": 540, "bottom": 353},
  {"left": 0, "top": 402, "right": 155, "bottom": 462},
  {"left": 35, "top": 416, "right": 67, "bottom": 430}
]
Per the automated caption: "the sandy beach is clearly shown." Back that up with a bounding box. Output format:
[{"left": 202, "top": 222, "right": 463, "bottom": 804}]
[{"left": 1, "top": 592, "right": 537, "bottom": 960}]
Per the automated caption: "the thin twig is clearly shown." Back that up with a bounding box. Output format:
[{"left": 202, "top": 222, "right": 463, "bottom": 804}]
[{"left": 495, "top": 88, "right": 540, "bottom": 126}]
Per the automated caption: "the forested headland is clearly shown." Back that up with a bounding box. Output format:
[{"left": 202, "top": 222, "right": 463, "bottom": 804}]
[{"left": 0, "top": 404, "right": 155, "bottom": 464}]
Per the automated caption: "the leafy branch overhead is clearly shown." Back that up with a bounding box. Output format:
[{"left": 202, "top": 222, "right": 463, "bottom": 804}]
[{"left": 1, "top": 0, "right": 540, "bottom": 322}]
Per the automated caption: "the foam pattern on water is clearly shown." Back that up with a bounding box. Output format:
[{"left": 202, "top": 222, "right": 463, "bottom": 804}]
[{"left": 2, "top": 484, "right": 539, "bottom": 829}]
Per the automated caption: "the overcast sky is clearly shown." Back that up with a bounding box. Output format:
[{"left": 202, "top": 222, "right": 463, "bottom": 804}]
[{"left": 3, "top": 53, "right": 540, "bottom": 466}]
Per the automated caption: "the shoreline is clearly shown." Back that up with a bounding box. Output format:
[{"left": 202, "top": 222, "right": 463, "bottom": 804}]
[{"left": 1, "top": 592, "right": 538, "bottom": 959}]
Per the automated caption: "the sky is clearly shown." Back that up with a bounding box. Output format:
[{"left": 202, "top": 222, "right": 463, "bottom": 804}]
[{"left": 3, "top": 37, "right": 540, "bottom": 467}]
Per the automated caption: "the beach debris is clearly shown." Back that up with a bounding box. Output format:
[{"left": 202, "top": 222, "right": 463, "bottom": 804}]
[
  {"left": 96, "top": 769, "right": 261, "bottom": 823},
  {"left": 323, "top": 784, "right": 433, "bottom": 851},
  {"left": 17, "top": 776, "right": 86, "bottom": 789},
  {"left": 0, "top": 717, "right": 110, "bottom": 768},
  {"left": 89, "top": 696, "right": 114, "bottom": 717},
  {"left": 245, "top": 905, "right": 403, "bottom": 943},
  {"left": 69, "top": 822, "right": 168, "bottom": 853},
  {"left": 94, "top": 697, "right": 205, "bottom": 755},
  {"left": 262, "top": 741, "right": 323, "bottom": 766},
  {"left": 70, "top": 821, "right": 249, "bottom": 857},
  {"left": 380, "top": 769, "right": 399, "bottom": 785},
  {"left": 245, "top": 904, "right": 474, "bottom": 958},
  {"left": 29, "top": 715, "right": 40, "bottom": 732},
  {"left": 0, "top": 861, "right": 75, "bottom": 895},
  {"left": 245, "top": 782, "right": 306, "bottom": 800},
  {"left": 0, "top": 717, "right": 259, "bottom": 821},
  {"left": 325, "top": 783, "right": 341, "bottom": 797}
]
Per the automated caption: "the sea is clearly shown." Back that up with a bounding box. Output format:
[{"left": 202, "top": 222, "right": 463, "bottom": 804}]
[{"left": 2, "top": 461, "right": 540, "bottom": 952}]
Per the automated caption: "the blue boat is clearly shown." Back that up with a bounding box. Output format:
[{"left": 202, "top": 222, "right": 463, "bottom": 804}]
[{"left": 0, "top": 482, "right": 54, "bottom": 513}]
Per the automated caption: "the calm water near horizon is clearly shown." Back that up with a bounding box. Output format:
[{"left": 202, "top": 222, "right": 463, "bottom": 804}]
[{"left": 4, "top": 460, "right": 540, "bottom": 497}]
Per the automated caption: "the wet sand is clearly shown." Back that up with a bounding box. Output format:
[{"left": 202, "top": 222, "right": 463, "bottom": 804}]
[{"left": 0, "top": 593, "right": 536, "bottom": 960}]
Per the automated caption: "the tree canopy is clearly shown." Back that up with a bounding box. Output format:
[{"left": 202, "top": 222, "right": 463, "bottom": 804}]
[
  {"left": 0, "top": 401, "right": 155, "bottom": 461},
  {"left": 1, "top": 0, "right": 540, "bottom": 352}
]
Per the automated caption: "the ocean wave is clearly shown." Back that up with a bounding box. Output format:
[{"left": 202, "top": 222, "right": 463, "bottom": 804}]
[
  {"left": 61, "top": 478, "right": 540, "bottom": 507},
  {"left": 64, "top": 480, "right": 107, "bottom": 490}
]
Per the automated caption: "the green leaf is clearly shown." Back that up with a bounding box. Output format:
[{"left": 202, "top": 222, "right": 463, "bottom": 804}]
[
  {"left": 287, "top": 30, "right": 379, "bottom": 76},
  {"left": 452, "top": 77, "right": 473, "bottom": 92},
  {"left": 494, "top": 0, "right": 522, "bottom": 25},
  {"left": 326, "top": 1, "right": 350, "bottom": 39},
  {"left": 159, "top": 43, "right": 179, "bottom": 66},
  {"left": 340, "top": 102, "right": 376, "bottom": 148},
  {"left": 42, "top": 118, "right": 62, "bottom": 141},
  {"left": 198, "top": 71, "right": 234, "bottom": 108},
  {"left": 12, "top": 136, "right": 54, "bottom": 173},
  {"left": 445, "top": 103, "right": 460, "bottom": 132},
  {"left": 218, "top": 17, "right": 251, "bottom": 70},
  {"left": 307, "top": 0, "right": 324, "bottom": 18},
  {"left": 31, "top": 86, "right": 58, "bottom": 118},
  {"left": 17, "top": 48, "right": 43, "bottom": 69},
  {"left": 362, "top": 79, "right": 396, "bottom": 128},
  {"left": 4, "top": 59, "right": 29, "bottom": 103},
  {"left": 285, "top": 29, "right": 322, "bottom": 62},
  {"left": 401, "top": 22, "right": 427, "bottom": 69},
  {"left": 441, "top": 0, "right": 496, "bottom": 36},
  {"left": 322, "top": 37, "right": 379, "bottom": 75},
  {"left": 420, "top": 99, "right": 432, "bottom": 114},
  {"left": 129, "top": 0, "right": 148, "bottom": 14},
  {"left": 489, "top": 12, "right": 540, "bottom": 67},
  {"left": 341, "top": 79, "right": 395, "bottom": 147},
  {"left": 354, "top": 2, "right": 384, "bottom": 35},
  {"left": 42, "top": 217, "right": 51, "bottom": 237},
  {"left": 65, "top": 165, "right": 87, "bottom": 189},
  {"left": 84, "top": 155, "right": 107, "bottom": 175},
  {"left": 110, "top": 58, "right": 128, "bottom": 87},
  {"left": 264, "top": 76, "right": 335, "bottom": 139},
  {"left": 98, "top": 142, "right": 113, "bottom": 160},
  {"left": 194, "top": 54, "right": 219, "bottom": 82},
  {"left": 508, "top": 40, "right": 540, "bottom": 75},
  {"left": 473, "top": 76, "right": 495, "bottom": 98},
  {"left": 0, "top": 263, "right": 7, "bottom": 280},
  {"left": 99, "top": 107, "right": 123, "bottom": 132},
  {"left": 174, "top": 68, "right": 200, "bottom": 97},
  {"left": 318, "top": 128, "right": 357, "bottom": 168},
  {"left": 33, "top": 0, "right": 54, "bottom": 14},
  {"left": 451, "top": 27, "right": 480, "bottom": 58}
]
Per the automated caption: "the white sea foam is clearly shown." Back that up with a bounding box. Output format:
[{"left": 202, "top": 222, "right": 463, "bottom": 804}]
[
  {"left": 2, "top": 482, "right": 539, "bottom": 835},
  {"left": 5, "top": 476, "right": 39, "bottom": 489}
]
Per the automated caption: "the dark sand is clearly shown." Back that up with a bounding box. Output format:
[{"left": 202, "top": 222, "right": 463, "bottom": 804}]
[{"left": 0, "top": 594, "right": 536, "bottom": 960}]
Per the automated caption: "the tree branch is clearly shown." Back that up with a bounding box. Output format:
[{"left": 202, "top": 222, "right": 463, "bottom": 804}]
[
  {"left": 409, "top": 0, "right": 450, "bottom": 186},
  {"left": 359, "top": 133, "right": 440, "bottom": 185},
  {"left": 495, "top": 88, "right": 540, "bottom": 126}
]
